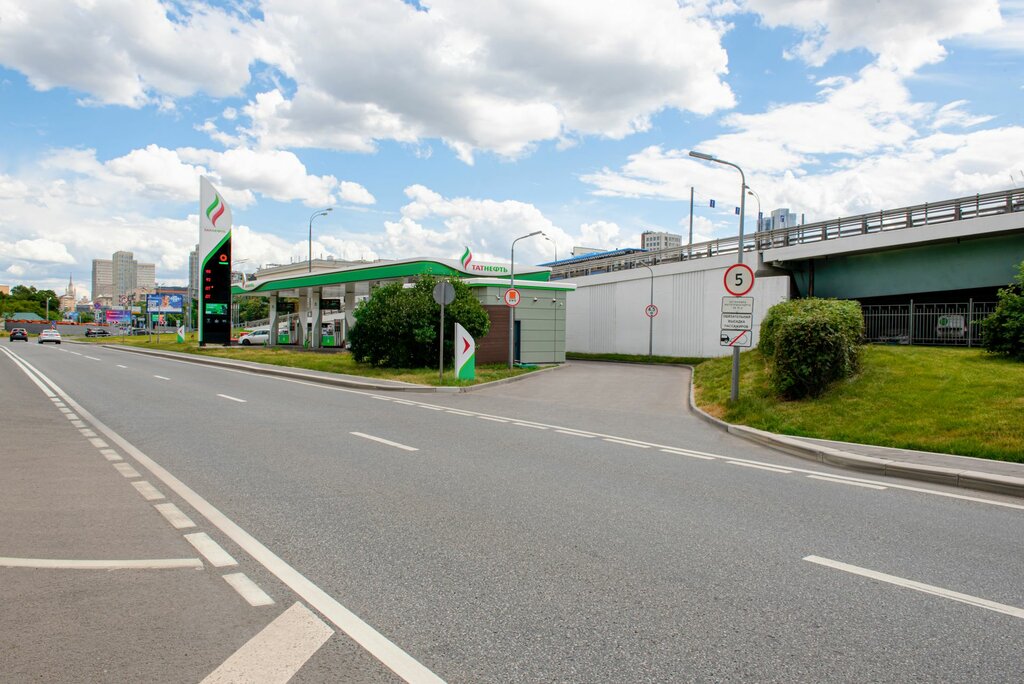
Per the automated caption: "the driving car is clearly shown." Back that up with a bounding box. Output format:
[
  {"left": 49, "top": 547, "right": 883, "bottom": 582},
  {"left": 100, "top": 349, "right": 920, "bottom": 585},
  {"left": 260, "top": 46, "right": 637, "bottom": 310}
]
[
  {"left": 84, "top": 327, "right": 112, "bottom": 337},
  {"left": 38, "top": 329, "right": 62, "bottom": 344},
  {"left": 238, "top": 327, "right": 271, "bottom": 345},
  {"left": 9, "top": 328, "right": 28, "bottom": 342}
]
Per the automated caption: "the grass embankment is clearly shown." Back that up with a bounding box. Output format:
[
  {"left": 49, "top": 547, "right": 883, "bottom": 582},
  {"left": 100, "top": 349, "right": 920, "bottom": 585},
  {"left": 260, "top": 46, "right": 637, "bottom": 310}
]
[
  {"left": 693, "top": 345, "right": 1024, "bottom": 462},
  {"left": 93, "top": 332, "right": 536, "bottom": 387}
]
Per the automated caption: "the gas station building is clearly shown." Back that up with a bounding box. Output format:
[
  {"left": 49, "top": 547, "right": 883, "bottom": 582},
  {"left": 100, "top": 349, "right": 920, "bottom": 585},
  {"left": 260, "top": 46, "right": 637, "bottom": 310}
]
[{"left": 233, "top": 257, "right": 575, "bottom": 364}]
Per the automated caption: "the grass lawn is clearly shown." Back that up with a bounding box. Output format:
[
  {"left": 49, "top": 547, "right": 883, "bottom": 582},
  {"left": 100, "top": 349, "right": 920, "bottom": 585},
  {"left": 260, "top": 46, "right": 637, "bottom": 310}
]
[
  {"left": 90, "top": 332, "right": 537, "bottom": 387},
  {"left": 693, "top": 345, "right": 1024, "bottom": 462}
]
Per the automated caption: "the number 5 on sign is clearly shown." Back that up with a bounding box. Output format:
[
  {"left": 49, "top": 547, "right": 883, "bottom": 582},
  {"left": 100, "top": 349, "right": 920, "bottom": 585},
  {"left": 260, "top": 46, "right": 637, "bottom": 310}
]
[{"left": 723, "top": 263, "right": 755, "bottom": 296}]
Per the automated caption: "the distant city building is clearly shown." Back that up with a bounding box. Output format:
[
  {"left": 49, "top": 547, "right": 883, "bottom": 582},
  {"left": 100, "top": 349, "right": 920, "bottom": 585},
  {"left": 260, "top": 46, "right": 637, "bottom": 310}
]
[
  {"left": 759, "top": 208, "right": 801, "bottom": 232},
  {"left": 188, "top": 246, "right": 199, "bottom": 305},
  {"left": 640, "top": 231, "right": 682, "bottom": 251},
  {"left": 91, "top": 251, "right": 156, "bottom": 304},
  {"left": 58, "top": 274, "right": 76, "bottom": 312},
  {"left": 0, "top": 284, "right": 9, "bottom": 296},
  {"left": 571, "top": 246, "right": 604, "bottom": 257}
]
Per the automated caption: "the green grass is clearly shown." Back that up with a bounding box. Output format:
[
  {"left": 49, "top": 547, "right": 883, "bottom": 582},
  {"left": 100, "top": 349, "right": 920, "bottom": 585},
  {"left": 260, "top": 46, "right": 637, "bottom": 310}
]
[
  {"left": 94, "top": 332, "right": 537, "bottom": 387},
  {"left": 693, "top": 345, "right": 1024, "bottom": 462},
  {"left": 567, "top": 351, "right": 707, "bottom": 365}
]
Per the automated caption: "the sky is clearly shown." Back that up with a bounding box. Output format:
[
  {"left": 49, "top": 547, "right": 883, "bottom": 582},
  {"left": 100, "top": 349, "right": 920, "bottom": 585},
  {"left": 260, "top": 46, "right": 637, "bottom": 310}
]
[{"left": 1, "top": 0, "right": 1023, "bottom": 300}]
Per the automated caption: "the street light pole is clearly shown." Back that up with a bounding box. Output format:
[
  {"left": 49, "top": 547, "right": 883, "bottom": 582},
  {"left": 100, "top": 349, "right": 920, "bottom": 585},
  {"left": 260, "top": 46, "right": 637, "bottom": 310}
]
[
  {"left": 689, "top": 150, "right": 746, "bottom": 402},
  {"left": 308, "top": 208, "right": 333, "bottom": 273},
  {"left": 639, "top": 262, "right": 654, "bottom": 357},
  {"left": 747, "top": 187, "right": 762, "bottom": 247},
  {"left": 509, "top": 231, "right": 543, "bottom": 369},
  {"left": 545, "top": 236, "right": 558, "bottom": 362}
]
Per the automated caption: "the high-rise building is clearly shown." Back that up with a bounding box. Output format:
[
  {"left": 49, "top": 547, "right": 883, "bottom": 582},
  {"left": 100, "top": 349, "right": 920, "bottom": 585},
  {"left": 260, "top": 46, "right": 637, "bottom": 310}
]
[
  {"left": 92, "top": 258, "right": 113, "bottom": 300},
  {"left": 640, "top": 230, "right": 683, "bottom": 251},
  {"left": 760, "top": 208, "right": 800, "bottom": 231},
  {"left": 91, "top": 251, "right": 156, "bottom": 304},
  {"left": 188, "top": 246, "right": 199, "bottom": 304}
]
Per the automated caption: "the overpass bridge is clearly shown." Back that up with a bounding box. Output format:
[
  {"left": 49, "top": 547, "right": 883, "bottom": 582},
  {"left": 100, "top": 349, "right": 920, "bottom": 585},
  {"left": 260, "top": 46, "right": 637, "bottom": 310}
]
[{"left": 558, "top": 188, "right": 1024, "bottom": 357}]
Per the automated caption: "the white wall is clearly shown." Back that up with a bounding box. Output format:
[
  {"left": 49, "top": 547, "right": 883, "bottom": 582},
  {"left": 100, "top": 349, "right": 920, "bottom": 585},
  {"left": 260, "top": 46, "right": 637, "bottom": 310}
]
[{"left": 565, "top": 255, "right": 790, "bottom": 358}]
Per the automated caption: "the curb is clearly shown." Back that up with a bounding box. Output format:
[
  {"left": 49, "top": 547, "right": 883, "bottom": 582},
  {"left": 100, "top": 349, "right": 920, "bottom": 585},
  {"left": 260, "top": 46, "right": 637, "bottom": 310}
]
[
  {"left": 684, "top": 365, "right": 1024, "bottom": 499},
  {"left": 100, "top": 344, "right": 558, "bottom": 394}
]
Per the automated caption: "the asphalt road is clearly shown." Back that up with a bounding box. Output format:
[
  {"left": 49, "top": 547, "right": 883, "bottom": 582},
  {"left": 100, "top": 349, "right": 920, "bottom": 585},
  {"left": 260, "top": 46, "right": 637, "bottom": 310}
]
[{"left": 3, "top": 341, "right": 1022, "bottom": 683}]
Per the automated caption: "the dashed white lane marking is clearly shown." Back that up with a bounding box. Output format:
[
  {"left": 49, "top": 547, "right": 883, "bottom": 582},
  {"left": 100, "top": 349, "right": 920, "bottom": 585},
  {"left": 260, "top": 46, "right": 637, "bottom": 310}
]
[
  {"left": 557, "top": 429, "right": 595, "bottom": 438},
  {"left": 58, "top": 407, "right": 72, "bottom": 414},
  {"left": 371, "top": 396, "right": 390, "bottom": 401},
  {"left": 113, "top": 462, "right": 140, "bottom": 478},
  {"left": 807, "top": 474, "right": 888, "bottom": 490},
  {"left": 661, "top": 448, "right": 715, "bottom": 460},
  {"left": 804, "top": 555, "right": 1024, "bottom": 620},
  {"left": 132, "top": 480, "right": 165, "bottom": 501},
  {"left": 603, "top": 438, "right": 648, "bottom": 448},
  {"left": 88, "top": 437, "right": 108, "bottom": 449},
  {"left": 217, "top": 394, "right": 247, "bottom": 403},
  {"left": 728, "top": 461, "right": 792, "bottom": 474},
  {"left": 116, "top": 364, "right": 127, "bottom": 368},
  {"left": 84, "top": 355, "right": 100, "bottom": 361},
  {"left": 478, "top": 416, "right": 508, "bottom": 423},
  {"left": 154, "top": 503, "right": 196, "bottom": 529},
  {"left": 185, "top": 532, "right": 238, "bottom": 567},
  {"left": 200, "top": 603, "right": 333, "bottom": 684},
  {"left": 515, "top": 423, "right": 549, "bottom": 430},
  {"left": 350, "top": 431, "right": 419, "bottom": 452},
  {"left": 223, "top": 573, "right": 275, "bottom": 607},
  {"left": 100, "top": 449, "right": 121, "bottom": 461},
  {"left": 153, "top": 375, "right": 170, "bottom": 380},
  {"left": 419, "top": 405, "right": 443, "bottom": 410},
  {"left": 0, "top": 557, "right": 202, "bottom": 570},
  {"left": 70, "top": 420, "right": 85, "bottom": 428},
  {"left": 69, "top": 351, "right": 82, "bottom": 356},
  {"left": 79, "top": 428, "right": 97, "bottom": 437}
]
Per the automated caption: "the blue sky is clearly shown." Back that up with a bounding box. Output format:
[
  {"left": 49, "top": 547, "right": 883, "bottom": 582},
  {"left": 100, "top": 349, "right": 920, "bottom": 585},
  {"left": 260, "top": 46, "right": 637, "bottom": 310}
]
[{"left": 1, "top": 0, "right": 1022, "bottom": 299}]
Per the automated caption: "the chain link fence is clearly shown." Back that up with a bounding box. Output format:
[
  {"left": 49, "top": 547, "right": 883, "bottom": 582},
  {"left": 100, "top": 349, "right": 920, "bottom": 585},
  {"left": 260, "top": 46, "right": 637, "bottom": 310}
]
[{"left": 862, "top": 301, "right": 996, "bottom": 346}]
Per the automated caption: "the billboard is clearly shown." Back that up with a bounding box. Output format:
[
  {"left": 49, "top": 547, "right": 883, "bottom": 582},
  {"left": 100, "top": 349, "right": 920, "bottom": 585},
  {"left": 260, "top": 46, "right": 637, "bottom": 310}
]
[
  {"left": 146, "top": 293, "right": 184, "bottom": 313},
  {"left": 105, "top": 309, "right": 131, "bottom": 325}
]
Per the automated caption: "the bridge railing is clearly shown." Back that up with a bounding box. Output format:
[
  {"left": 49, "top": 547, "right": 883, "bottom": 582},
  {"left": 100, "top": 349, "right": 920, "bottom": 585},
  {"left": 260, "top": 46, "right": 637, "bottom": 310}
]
[{"left": 551, "top": 187, "right": 1024, "bottom": 279}]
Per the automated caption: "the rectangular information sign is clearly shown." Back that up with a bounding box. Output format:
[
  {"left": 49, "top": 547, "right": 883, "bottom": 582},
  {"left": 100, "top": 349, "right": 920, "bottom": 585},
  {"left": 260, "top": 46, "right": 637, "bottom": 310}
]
[
  {"left": 721, "top": 297, "right": 753, "bottom": 314},
  {"left": 721, "top": 313, "right": 753, "bottom": 330}
]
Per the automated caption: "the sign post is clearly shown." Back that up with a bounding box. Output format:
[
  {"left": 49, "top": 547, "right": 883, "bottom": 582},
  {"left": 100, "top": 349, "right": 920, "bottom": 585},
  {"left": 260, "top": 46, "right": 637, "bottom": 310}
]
[
  {"left": 722, "top": 264, "right": 755, "bottom": 401},
  {"left": 433, "top": 281, "right": 456, "bottom": 382}
]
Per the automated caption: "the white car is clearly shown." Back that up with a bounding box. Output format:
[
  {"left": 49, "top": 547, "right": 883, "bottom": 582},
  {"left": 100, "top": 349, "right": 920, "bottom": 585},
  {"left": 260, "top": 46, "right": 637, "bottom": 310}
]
[
  {"left": 238, "top": 327, "right": 270, "bottom": 345},
  {"left": 38, "top": 329, "right": 62, "bottom": 344}
]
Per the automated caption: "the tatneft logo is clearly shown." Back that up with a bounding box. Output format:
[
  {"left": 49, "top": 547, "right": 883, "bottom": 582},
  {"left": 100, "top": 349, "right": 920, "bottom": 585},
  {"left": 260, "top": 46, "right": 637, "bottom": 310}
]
[{"left": 470, "top": 264, "right": 509, "bottom": 273}]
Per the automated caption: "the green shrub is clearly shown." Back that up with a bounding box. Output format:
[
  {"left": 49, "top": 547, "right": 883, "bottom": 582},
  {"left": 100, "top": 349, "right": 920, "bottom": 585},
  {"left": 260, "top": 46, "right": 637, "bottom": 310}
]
[
  {"left": 981, "top": 261, "right": 1024, "bottom": 361},
  {"left": 759, "top": 298, "right": 863, "bottom": 399},
  {"left": 349, "top": 275, "right": 490, "bottom": 368}
]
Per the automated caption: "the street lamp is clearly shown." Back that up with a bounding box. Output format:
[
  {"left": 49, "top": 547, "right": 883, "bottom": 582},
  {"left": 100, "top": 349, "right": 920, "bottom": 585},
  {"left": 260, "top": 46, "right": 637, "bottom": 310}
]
[
  {"left": 690, "top": 150, "right": 746, "bottom": 402},
  {"left": 308, "top": 208, "right": 333, "bottom": 273},
  {"left": 545, "top": 235, "right": 558, "bottom": 362},
  {"left": 509, "top": 230, "right": 544, "bottom": 368},
  {"left": 746, "top": 187, "right": 762, "bottom": 247},
  {"left": 639, "top": 262, "right": 654, "bottom": 357}
]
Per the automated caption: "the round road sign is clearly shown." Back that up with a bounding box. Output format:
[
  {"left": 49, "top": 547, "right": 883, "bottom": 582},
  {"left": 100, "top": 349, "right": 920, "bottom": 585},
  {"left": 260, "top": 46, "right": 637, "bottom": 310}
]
[
  {"left": 503, "top": 288, "right": 521, "bottom": 307},
  {"left": 724, "top": 263, "right": 755, "bottom": 296},
  {"left": 645, "top": 304, "right": 659, "bottom": 318},
  {"left": 432, "top": 281, "right": 456, "bottom": 306}
]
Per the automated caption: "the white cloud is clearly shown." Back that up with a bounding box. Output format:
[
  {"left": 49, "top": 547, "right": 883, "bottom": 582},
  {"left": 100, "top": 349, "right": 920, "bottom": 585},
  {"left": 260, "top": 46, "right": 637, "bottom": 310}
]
[
  {"left": 0, "top": 238, "right": 75, "bottom": 264},
  {"left": 339, "top": 182, "right": 376, "bottom": 206},
  {"left": 0, "top": 0, "right": 259, "bottom": 106}
]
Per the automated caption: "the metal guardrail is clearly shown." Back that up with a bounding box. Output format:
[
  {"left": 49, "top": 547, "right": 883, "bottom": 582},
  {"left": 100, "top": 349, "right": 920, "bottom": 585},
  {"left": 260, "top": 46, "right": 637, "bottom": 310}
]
[
  {"left": 551, "top": 187, "right": 1024, "bottom": 279},
  {"left": 862, "top": 301, "right": 996, "bottom": 347}
]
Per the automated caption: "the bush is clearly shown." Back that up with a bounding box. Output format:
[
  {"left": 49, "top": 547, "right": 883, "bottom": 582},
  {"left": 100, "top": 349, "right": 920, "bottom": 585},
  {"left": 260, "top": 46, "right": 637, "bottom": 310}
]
[
  {"left": 759, "top": 298, "right": 863, "bottom": 399},
  {"left": 349, "top": 275, "right": 490, "bottom": 368},
  {"left": 981, "top": 261, "right": 1024, "bottom": 360}
]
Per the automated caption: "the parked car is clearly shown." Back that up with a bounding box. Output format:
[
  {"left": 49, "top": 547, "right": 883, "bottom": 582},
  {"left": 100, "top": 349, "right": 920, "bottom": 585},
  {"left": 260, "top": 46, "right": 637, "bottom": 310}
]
[
  {"left": 9, "top": 328, "right": 28, "bottom": 342},
  {"left": 38, "top": 329, "right": 62, "bottom": 344},
  {"left": 130, "top": 328, "right": 150, "bottom": 335},
  {"left": 85, "top": 327, "right": 112, "bottom": 337},
  {"left": 238, "top": 327, "right": 271, "bottom": 345}
]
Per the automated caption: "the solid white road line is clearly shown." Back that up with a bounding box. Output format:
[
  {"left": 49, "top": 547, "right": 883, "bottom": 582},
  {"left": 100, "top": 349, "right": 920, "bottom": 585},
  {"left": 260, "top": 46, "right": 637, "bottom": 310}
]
[
  {"left": 185, "top": 532, "right": 238, "bottom": 568},
  {"left": 132, "top": 480, "right": 165, "bottom": 501},
  {"left": 113, "top": 462, "right": 140, "bottom": 478},
  {"left": 445, "top": 410, "right": 473, "bottom": 416},
  {"left": 154, "top": 503, "right": 196, "bottom": 529},
  {"left": 804, "top": 555, "right": 1024, "bottom": 620},
  {"left": 201, "top": 603, "right": 333, "bottom": 684},
  {"left": 477, "top": 416, "right": 508, "bottom": 423},
  {"left": 153, "top": 375, "right": 170, "bottom": 380},
  {"left": 603, "top": 438, "right": 649, "bottom": 448},
  {"left": 556, "top": 429, "right": 595, "bottom": 438},
  {"left": 419, "top": 405, "right": 443, "bottom": 410},
  {"left": 728, "top": 461, "right": 792, "bottom": 474},
  {"left": 807, "top": 474, "right": 888, "bottom": 490},
  {"left": 0, "top": 557, "right": 202, "bottom": 570},
  {"left": 217, "top": 393, "right": 247, "bottom": 403},
  {"left": 223, "top": 573, "right": 275, "bottom": 607},
  {"left": 660, "top": 448, "right": 715, "bottom": 460},
  {"left": 350, "top": 432, "right": 419, "bottom": 452}
]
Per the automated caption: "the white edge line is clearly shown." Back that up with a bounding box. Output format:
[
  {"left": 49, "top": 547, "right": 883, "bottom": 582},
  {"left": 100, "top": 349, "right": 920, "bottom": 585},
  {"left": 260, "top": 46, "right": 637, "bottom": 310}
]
[
  {"left": 804, "top": 555, "right": 1024, "bottom": 620},
  {"left": 350, "top": 431, "right": 419, "bottom": 452},
  {"left": 660, "top": 448, "right": 715, "bottom": 460},
  {"left": 807, "top": 474, "right": 887, "bottom": 490},
  {"left": 515, "top": 423, "right": 549, "bottom": 430},
  {"left": 603, "top": 438, "right": 649, "bottom": 448},
  {"left": 728, "top": 461, "right": 792, "bottom": 474},
  {"left": 8, "top": 352, "right": 446, "bottom": 683},
  {"left": 217, "top": 394, "right": 247, "bottom": 403},
  {"left": 0, "top": 557, "right": 202, "bottom": 570},
  {"left": 556, "top": 430, "right": 594, "bottom": 438}
]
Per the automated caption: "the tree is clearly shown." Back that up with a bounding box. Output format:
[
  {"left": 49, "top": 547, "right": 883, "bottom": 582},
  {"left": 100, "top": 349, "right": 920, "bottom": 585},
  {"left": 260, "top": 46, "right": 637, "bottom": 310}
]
[
  {"left": 237, "top": 296, "right": 269, "bottom": 323},
  {"left": 981, "top": 261, "right": 1024, "bottom": 360},
  {"left": 349, "top": 275, "right": 490, "bottom": 368}
]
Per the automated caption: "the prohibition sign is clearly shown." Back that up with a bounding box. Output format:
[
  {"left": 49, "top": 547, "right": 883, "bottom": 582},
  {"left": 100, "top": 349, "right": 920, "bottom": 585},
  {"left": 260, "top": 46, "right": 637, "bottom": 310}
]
[
  {"left": 724, "top": 263, "right": 755, "bottom": 296},
  {"left": 645, "top": 304, "right": 659, "bottom": 318},
  {"left": 503, "top": 288, "right": 521, "bottom": 307}
]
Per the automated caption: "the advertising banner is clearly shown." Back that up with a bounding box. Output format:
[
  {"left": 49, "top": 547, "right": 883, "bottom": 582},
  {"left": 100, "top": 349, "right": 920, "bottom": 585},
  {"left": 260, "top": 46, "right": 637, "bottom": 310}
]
[
  {"left": 198, "top": 176, "right": 232, "bottom": 344},
  {"left": 146, "top": 293, "right": 184, "bottom": 313},
  {"left": 105, "top": 309, "right": 131, "bottom": 325}
]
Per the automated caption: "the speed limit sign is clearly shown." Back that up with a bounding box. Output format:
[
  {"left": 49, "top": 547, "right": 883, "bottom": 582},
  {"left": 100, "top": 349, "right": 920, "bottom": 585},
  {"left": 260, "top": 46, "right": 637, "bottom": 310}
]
[
  {"left": 723, "top": 263, "right": 755, "bottom": 296},
  {"left": 645, "top": 304, "right": 659, "bottom": 318}
]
